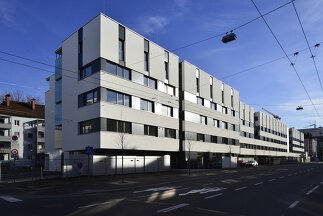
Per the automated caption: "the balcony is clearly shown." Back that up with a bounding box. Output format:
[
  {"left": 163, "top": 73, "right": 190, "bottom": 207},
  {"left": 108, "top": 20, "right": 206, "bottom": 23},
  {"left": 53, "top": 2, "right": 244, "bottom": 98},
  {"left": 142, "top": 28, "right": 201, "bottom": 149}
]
[{"left": 0, "top": 135, "right": 11, "bottom": 142}]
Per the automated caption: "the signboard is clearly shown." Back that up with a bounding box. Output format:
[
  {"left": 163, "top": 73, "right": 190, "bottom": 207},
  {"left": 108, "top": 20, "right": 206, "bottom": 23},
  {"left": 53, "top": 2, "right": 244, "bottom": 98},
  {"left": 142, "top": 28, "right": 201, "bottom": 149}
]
[
  {"left": 85, "top": 146, "right": 94, "bottom": 155},
  {"left": 11, "top": 149, "right": 18, "bottom": 156},
  {"left": 11, "top": 135, "right": 18, "bottom": 141}
]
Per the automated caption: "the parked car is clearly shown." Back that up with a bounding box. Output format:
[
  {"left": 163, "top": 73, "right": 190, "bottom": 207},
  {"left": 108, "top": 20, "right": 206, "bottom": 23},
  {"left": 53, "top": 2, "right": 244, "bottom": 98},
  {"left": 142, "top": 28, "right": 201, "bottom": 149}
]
[
  {"left": 237, "top": 160, "right": 247, "bottom": 167},
  {"left": 246, "top": 160, "right": 258, "bottom": 167}
]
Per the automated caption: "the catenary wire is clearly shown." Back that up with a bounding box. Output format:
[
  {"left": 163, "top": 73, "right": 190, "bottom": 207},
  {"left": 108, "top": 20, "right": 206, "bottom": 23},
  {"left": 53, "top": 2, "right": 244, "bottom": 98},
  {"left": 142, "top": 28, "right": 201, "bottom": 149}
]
[
  {"left": 291, "top": 0, "right": 323, "bottom": 91},
  {"left": 250, "top": 0, "right": 322, "bottom": 120}
]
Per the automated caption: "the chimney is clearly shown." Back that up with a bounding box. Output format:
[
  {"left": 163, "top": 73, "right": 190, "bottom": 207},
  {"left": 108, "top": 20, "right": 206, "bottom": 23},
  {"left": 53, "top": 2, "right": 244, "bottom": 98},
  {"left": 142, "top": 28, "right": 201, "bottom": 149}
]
[
  {"left": 5, "top": 94, "right": 10, "bottom": 107},
  {"left": 31, "top": 98, "right": 35, "bottom": 110}
]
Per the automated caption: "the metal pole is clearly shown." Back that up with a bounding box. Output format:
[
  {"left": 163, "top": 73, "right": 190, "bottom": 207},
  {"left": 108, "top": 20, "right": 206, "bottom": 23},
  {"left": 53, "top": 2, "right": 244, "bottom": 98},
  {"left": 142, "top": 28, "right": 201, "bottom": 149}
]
[
  {"left": 40, "top": 165, "right": 43, "bottom": 180},
  {"left": 88, "top": 154, "right": 90, "bottom": 189},
  {"left": 13, "top": 158, "right": 16, "bottom": 183}
]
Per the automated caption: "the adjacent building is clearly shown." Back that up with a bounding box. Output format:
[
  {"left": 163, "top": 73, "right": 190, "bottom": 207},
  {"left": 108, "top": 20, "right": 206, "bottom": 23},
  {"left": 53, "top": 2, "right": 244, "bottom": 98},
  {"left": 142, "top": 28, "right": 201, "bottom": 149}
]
[
  {"left": 0, "top": 95, "right": 44, "bottom": 162},
  {"left": 300, "top": 127, "right": 323, "bottom": 160},
  {"left": 45, "top": 13, "right": 306, "bottom": 175}
]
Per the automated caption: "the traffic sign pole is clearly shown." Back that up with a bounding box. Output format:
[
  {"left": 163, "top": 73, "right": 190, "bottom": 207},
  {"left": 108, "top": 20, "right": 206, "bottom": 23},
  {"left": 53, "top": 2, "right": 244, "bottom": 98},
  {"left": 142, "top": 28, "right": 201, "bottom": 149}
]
[{"left": 88, "top": 154, "right": 90, "bottom": 189}]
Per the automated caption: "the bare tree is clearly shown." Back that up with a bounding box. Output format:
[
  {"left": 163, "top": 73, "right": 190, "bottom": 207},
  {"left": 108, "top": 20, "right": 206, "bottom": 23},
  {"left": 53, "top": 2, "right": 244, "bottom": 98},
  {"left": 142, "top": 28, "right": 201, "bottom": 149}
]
[
  {"left": 11, "top": 90, "right": 24, "bottom": 102},
  {"left": 0, "top": 90, "right": 44, "bottom": 104},
  {"left": 116, "top": 132, "right": 127, "bottom": 183}
]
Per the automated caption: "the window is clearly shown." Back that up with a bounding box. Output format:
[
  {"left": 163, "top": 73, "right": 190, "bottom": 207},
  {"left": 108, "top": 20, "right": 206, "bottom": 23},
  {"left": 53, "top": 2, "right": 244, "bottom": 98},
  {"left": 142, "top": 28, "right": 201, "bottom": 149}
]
[
  {"left": 14, "top": 120, "right": 20, "bottom": 126},
  {"left": 119, "top": 25, "right": 125, "bottom": 62},
  {"left": 140, "top": 99, "right": 154, "bottom": 112},
  {"left": 231, "top": 95, "right": 233, "bottom": 108},
  {"left": 197, "top": 97, "right": 204, "bottom": 105},
  {"left": 222, "top": 121, "right": 228, "bottom": 129},
  {"left": 165, "top": 128, "right": 176, "bottom": 139},
  {"left": 106, "top": 61, "right": 130, "bottom": 80},
  {"left": 81, "top": 65, "right": 92, "bottom": 79},
  {"left": 211, "top": 136, "right": 217, "bottom": 143},
  {"left": 82, "top": 89, "right": 98, "bottom": 106},
  {"left": 222, "top": 137, "right": 228, "bottom": 144},
  {"left": 166, "top": 85, "right": 175, "bottom": 95},
  {"left": 28, "top": 133, "right": 33, "bottom": 138},
  {"left": 144, "top": 76, "right": 156, "bottom": 89},
  {"left": 222, "top": 107, "right": 227, "bottom": 114},
  {"left": 214, "top": 119, "right": 220, "bottom": 127},
  {"left": 107, "top": 61, "right": 117, "bottom": 75},
  {"left": 197, "top": 133, "right": 205, "bottom": 142},
  {"left": 28, "top": 144, "right": 33, "bottom": 149},
  {"left": 231, "top": 110, "right": 235, "bottom": 117},
  {"left": 80, "top": 121, "right": 93, "bottom": 134},
  {"left": 222, "top": 91, "right": 224, "bottom": 104},
  {"left": 164, "top": 51, "right": 169, "bottom": 80},
  {"left": 162, "top": 105, "right": 173, "bottom": 117},
  {"left": 107, "top": 119, "right": 131, "bottom": 134},
  {"left": 200, "top": 116, "right": 207, "bottom": 125},
  {"left": 196, "top": 78, "right": 200, "bottom": 93},
  {"left": 210, "top": 85, "right": 213, "bottom": 100},
  {"left": 107, "top": 89, "right": 131, "bottom": 107},
  {"left": 144, "top": 40, "right": 149, "bottom": 71},
  {"left": 210, "top": 102, "right": 216, "bottom": 110},
  {"left": 144, "top": 125, "right": 158, "bottom": 137}
]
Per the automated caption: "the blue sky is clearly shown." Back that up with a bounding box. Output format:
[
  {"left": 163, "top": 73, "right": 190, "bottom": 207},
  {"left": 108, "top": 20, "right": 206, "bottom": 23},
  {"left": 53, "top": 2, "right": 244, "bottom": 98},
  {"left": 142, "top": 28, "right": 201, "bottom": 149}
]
[{"left": 0, "top": 0, "right": 322, "bottom": 129}]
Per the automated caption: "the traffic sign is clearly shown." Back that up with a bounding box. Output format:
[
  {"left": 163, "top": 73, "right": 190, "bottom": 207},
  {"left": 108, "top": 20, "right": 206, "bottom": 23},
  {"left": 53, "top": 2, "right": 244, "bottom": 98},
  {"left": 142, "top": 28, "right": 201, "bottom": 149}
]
[
  {"left": 11, "top": 149, "right": 18, "bottom": 156},
  {"left": 11, "top": 135, "right": 18, "bottom": 141},
  {"left": 85, "top": 146, "right": 93, "bottom": 155}
]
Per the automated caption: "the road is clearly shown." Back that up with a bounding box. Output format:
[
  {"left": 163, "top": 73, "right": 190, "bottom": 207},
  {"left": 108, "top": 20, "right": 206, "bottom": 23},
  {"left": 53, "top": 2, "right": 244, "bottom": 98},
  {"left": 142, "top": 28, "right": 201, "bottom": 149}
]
[{"left": 0, "top": 162, "right": 322, "bottom": 216}]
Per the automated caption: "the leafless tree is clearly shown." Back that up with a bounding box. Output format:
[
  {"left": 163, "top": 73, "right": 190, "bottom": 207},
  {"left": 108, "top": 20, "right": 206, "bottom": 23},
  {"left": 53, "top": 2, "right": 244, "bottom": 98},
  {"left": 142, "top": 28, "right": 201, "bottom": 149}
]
[
  {"left": 0, "top": 90, "right": 44, "bottom": 104},
  {"left": 116, "top": 132, "right": 127, "bottom": 183},
  {"left": 11, "top": 90, "right": 24, "bottom": 102}
]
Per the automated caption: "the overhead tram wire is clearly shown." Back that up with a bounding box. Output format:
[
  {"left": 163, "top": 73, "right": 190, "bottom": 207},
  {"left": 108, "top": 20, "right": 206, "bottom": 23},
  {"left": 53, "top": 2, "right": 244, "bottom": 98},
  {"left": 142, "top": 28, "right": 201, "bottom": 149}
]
[
  {"left": 250, "top": 0, "right": 322, "bottom": 120},
  {"left": 291, "top": 0, "right": 323, "bottom": 92}
]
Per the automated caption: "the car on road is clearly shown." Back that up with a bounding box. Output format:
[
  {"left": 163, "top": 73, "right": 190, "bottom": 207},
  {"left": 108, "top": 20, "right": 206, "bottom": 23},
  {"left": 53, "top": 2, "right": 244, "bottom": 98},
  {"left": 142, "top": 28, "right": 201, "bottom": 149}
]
[{"left": 246, "top": 160, "right": 258, "bottom": 167}]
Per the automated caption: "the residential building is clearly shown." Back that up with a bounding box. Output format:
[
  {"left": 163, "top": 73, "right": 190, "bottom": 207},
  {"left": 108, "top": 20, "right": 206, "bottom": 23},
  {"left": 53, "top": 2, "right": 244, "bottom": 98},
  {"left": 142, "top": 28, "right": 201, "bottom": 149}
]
[
  {"left": 289, "top": 127, "right": 305, "bottom": 156},
  {"left": 45, "top": 13, "right": 305, "bottom": 175},
  {"left": 0, "top": 95, "right": 44, "bottom": 162}
]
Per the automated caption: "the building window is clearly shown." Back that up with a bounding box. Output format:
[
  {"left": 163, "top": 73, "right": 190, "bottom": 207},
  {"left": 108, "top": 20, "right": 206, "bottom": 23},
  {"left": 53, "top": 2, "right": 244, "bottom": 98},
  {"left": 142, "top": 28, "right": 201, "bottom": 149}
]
[
  {"left": 106, "top": 61, "right": 130, "bottom": 80},
  {"left": 210, "top": 102, "right": 216, "bottom": 110},
  {"left": 222, "top": 91, "right": 224, "bottom": 104},
  {"left": 144, "top": 40, "right": 149, "bottom": 71},
  {"left": 107, "top": 61, "right": 117, "bottom": 75},
  {"left": 140, "top": 99, "right": 154, "bottom": 112},
  {"left": 144, "top": 125, "right": 158, "bottom": 137},
  {"left": 214, "top": 119, "right": 220, "bottom": 127},
  {"left": 144, "top": 76, "right": 157, "bottom": 89},
  {"left": 222, "top": 107, "right": 227, "bottom": 114},
  {"left": 166, "top": 84, "right": 175, "bottom": 96},
  {"left": 222, "top": 137, "right": 228, "bottom": 144},
  {"left": 200, "top": 116, "right": 207, "bottom": 125},
  {"left": 14, "top": 120, "right": 20, "bottom": 126},
  {"left": 197, "top": 97, "right": 204, "bottom": 106},
  {"left": 80, "top": 65, "right": 92, "bottom": 79},
  {"left": 82, "top": 89, "right": 98, "bottom": 106},
  {"left": 107, "top": 119, "right": 131, "bottom": 134},
  {"left": 107, "top": 89, "right": 131, "bottom": 107},
  {"left": 162, "top": 105, "right": 173, "bottom": 117},
  {"left": 222, "top": 121, "right": 228, "bottom": 130},
  {"left": 211, "top": 136, "right": 217, "bottom": 143},
  {"left": 164, "top": 51, "right": 169, "bottom": 80},
  {"left": 210, "top": 85, "right": 213, "bottom": 100},
  {"left": 197, "top": 133, "right": 205, "bottom": 142},
  {"left": 196, "top": 78, "right": 200, "bottom": 93},
  {"left": 80, "top": 121, "right": 92, "bottom": 134},
  {"left": 28, "top": 144, "right": 33, "bottom": 149},
  {"left": 165, "top": 128, "right": 176, "bottom": 139},
  {"left": 119, "top": 25, "right": 125, "bottom": 62}
]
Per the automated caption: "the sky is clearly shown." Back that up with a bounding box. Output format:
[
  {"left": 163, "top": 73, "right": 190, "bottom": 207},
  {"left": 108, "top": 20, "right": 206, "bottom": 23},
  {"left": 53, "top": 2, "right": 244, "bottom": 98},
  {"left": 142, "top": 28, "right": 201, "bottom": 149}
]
[{"left": 0, "top": 0, "right": 322, "bottom": 129}]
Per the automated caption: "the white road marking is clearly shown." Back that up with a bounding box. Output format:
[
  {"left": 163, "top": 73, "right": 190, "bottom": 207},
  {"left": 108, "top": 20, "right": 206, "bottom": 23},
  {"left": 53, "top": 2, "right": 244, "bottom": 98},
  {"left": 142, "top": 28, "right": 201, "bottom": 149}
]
[
  {"left": 279, "top": 176, "right": 285, "bottom": 179},
  {"left": 234, "top": 186, "right": 247, "bottom": 191},
  {"left": 79, "top": 201, "right": 112, "bottom": 209},
  {"left": 288, "top": 201, "right": 300, "bottom": 209},
  {"left": 137, "top": 187, "right": 190, "bottom": 198},
  {"left": 268, "top": 179, "right": 276, "bottom": 182},
  {"left": 205, "top": 193, "right": 223, "bottom": 199},
  {"left": 306, "top": 185, "right": 319, "bottom": 195},
  {"left": 134, "top": 186, "right": 179, "bottom": 194},
  {"left": 0, "top": 196, "right": 22, "bottom": 202},
  {"left": 178, "top": 187, "right": 226, "bottom": 196},
  {"left": 254, "top": 182, "right": 263, "bottom": 186},
  {"left": 157, "top": 203, "right": 189, "bottom": 213}
]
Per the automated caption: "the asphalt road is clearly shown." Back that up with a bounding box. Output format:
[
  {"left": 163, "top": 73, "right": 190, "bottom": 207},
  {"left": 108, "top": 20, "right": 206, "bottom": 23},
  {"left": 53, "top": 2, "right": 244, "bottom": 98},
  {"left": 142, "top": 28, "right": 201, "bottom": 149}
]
[{"left": 0, "top": 162, "right": 322, "bottom": 216}]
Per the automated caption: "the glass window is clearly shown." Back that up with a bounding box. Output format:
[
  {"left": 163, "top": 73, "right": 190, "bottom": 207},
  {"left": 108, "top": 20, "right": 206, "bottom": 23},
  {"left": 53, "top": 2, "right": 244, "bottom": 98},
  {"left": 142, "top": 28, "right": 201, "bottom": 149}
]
[
  {"left": 211, "top": 136, "right": 217, "bottom": 143},
  {"left": 117, "top": 66, "right": 123, "bottom": 77},
  {"left": 107, "top": 62, "right": 117, "bottom": 75},
  {"left": 124, "top": 95, "right": 130, "bottom": 107},
  {"left": 200, "top": 116, "right": 207, "bottom": 125},
  {"left": 86, "top": 92, "right": 93, "bottom": 105},
  {"left": 222, "top": 137, "right": 228, "bottom": 144},
  {"left": 144, "top": 125, "right": 157, "bottom": 137},
  {"left": 107, "top": 119, "right": 118, "bottom": 132},
  {"left": 197, "top": 97, "right": 204, "bottom": 105},
  {"left": 80, "top": 121, "right": 93, "bottom": 134},
  {"left": 93, "top": 90, "right": 98, "bottom": 103},
  {"left": 144, "top": 52, "right": 149, "bottom": 71},
  {"left": 81, "top": 65, "right": 92, "bottom": 79},
  {"left": 167, "top": 85, "right": 174, "bottom": 95},
  {"left": 197, "top": 133, "right": 205, "bottom": 142},
  {"left": 140, "top": 99, "right": 154, "bottom": 112},
  {"left": 196, "top": 78, "right": 200, "bottom": 93},
  {"left": 211, "top": 102, "right": 216, "bottom": 110},
  {"left": 165, "top": 128, "right": 176, "bottom": 139},
  {"left": 162, "top": 105, "right": 173, "bottom": 117},
  {"left": 149, "top": 78, "right": 157, "bottom": 89},
  {"left": 117, "top": 93, "right": 124, "bottom": 105},
  {"left": 124, "top": 69, "right": 130, "bottom": 80},
  {"left": 119, "top": 40, "right": 124, "bottom": 61},
  {"left": 165, "top": 62, "right": 169, "bottom": 80},
  {"left": 107, "top": 90, "right": 117, "bottom": 104}
]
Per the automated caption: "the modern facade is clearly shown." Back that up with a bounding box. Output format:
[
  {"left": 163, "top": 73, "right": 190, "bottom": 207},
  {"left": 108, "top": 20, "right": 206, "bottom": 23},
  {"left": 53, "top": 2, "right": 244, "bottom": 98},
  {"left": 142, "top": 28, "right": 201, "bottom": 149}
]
[
  {"left": 300, "top": 127, "right": 323, "bottom": 160},
  {"left": 45, "top": 13, "right": 305, "bottom": 175},
  {"left": 0, "top": 95, "right": 44, "bottom": 162}
]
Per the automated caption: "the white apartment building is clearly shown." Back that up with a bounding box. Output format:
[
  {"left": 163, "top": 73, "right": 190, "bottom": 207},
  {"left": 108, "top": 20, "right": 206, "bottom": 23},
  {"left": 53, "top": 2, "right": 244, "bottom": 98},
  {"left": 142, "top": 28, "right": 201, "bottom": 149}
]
[
  {"left": 45, "top": 13, "right": 304, "bottom": 175},
  {"left": 0, "top": 95, "right": 44, "bottom": 162},
  {"left": 289, "top": 127, "right": 305, "bottom": 155}
]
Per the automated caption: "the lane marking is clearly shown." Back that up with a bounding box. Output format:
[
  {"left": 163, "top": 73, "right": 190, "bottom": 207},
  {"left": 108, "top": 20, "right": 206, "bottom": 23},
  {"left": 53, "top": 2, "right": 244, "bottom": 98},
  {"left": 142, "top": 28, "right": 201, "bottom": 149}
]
[
  {"left": 234, "top": 186, "right": 247, "bottom": 191},
  {"left": 289, "top": 201, "right": 300, "bottom": 209},
  {"left": 254, "top": 182, "right": 263, "bottom": 186},
  {"left": 0, "top": 196, "right": 22, "bottom": 202},
  {"left": 134, "top": 186, "right": 179, "bottom": 194},
  {"left": 306, "top": 185, "right": 319, "bottom": 195},
  {"left": 157, "top": 203, "right": 189, "bottom": 213},
  {"left": 205, "top": 193, "right": 223, "bottom": 199},
  {"left": 137, "top": 187, "right": 190, "bottom": 198},
  {"left": 279, "top": 176, "right": 285, "bottom": 179},
  {"left": 268, "top": 179, "right": 276, "bottom": 182},
  {"left": 79, "top": 201, "right": 112, "bottom": 209}
]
